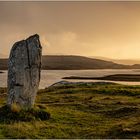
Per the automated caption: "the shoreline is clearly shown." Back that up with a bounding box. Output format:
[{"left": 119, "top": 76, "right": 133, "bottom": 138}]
[{"left": 63, "top": 74, "right": 140, "bottom": 82}]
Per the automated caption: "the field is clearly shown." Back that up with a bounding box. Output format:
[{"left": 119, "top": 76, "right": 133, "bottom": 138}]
[{"left": 0, "top": 82, "right": 140, "bottom": 139}]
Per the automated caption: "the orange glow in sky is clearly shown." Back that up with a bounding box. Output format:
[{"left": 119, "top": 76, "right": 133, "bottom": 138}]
[{"left": 0, "top": 1, "right": 140, "bottom": 59}]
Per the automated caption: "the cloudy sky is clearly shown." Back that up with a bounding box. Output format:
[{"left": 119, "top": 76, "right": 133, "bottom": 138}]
[{"left": 1, "top": 1, "right": 140, "bottom": 59}]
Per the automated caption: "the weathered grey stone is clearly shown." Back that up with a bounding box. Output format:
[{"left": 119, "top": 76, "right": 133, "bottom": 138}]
[{"left": 7, "top": 34, "right": 42, "bottom": 109}]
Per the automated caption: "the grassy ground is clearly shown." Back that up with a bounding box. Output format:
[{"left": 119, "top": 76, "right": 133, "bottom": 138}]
[{"left": 0, "top": 82, "right": 140, "bottom": 139}]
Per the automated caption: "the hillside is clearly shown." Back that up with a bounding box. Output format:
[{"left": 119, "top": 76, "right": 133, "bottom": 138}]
[
  {"left": 92, "top": 56, "right": 140, "bottom": 65},
  {"left": 42, "top": 55, "right": 130, "bottom": 70},
  {"left": 0, "top": 55, "right": 134, "bottom": 70}
]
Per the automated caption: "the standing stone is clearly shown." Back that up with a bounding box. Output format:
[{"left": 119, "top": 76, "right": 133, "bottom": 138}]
[{"left": 7, "top": 34, "right": 42, "bottom": 109}]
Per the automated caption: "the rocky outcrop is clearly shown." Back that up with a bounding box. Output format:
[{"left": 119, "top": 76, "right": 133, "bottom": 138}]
[{"left": 7, "top": 34, "right": 42, "bottom": 109}]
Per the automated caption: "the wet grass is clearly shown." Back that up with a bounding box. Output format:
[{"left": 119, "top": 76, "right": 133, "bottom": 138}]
[{"left": 0, "top": 82, "right": 140, "bottom": 138}]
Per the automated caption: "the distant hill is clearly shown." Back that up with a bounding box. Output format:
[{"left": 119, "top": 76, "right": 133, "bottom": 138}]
[
  {"left": 0, "top": 55, "right": 140, "bottom": 70},
  {"left": 92, "top": 56, "right": 140, "bottom": 65},
  {"left": 41, "top": 55, "right": 130, "bottom": 70}
]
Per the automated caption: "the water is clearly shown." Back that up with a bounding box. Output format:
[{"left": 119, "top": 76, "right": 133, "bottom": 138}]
[{"left": 1, "top": 69, "right": 140, "bottom": 89}]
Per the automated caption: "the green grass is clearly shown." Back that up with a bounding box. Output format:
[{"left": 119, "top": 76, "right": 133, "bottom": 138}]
[{"left": 0, "top": 82, "right": 140, "bottom": 139}]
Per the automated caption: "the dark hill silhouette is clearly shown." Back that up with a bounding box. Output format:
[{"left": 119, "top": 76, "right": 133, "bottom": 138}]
[
  {"left": 41, "top": 55, "right": 130, "bottom": 70},
  {"left": 0, "top": 55, "right": 139, "bottom": 70}
]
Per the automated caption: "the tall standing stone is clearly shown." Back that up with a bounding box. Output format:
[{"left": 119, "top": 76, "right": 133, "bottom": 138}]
[{"left": 7, "top": 34, "right": 42, "bottom": 109}]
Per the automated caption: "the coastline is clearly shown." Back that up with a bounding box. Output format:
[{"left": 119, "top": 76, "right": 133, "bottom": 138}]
[{"left": 63, "top": 74, "right": 140, "bottom": 82}]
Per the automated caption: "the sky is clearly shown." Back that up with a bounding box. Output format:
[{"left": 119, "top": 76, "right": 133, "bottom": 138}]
[{"left": 1, "top": 1, "right": 140, "bottom": 59}]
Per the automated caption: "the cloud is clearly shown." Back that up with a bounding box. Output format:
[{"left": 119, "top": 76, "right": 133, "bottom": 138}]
[
  {"left": 40, "top": 31, "right": 99, "bottom": 56},
  {"left": 1, "top": 2, "right": 140, "bottom": 59}
]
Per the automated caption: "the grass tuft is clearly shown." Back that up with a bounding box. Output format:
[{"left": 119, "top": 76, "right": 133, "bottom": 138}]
[{"left": 0, "top": 105, "right": 50, "bottom": 123}]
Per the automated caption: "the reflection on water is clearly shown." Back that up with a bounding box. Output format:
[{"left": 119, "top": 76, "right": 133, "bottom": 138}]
[{"left": 1, "top": 69, "right": 140, "bottom": 89}]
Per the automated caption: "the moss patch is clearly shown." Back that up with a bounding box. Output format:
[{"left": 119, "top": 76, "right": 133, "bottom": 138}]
[{"left": 0, "top": 105, "right": 50, "bottom": 123}]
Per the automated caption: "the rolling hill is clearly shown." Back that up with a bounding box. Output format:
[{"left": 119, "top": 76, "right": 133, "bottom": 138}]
[
  {"left": 0, "top": 55, "right": 139, "bottom": 70},
  {"left": 92, "top": 56, "right": 140, "bottom": 65}
]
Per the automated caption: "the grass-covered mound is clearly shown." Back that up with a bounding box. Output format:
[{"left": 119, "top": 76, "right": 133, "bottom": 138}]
[
  {"left": 0, "top": 82, "right": 140, "bottom": 139},
  {"left": 0, "top": 105, "right": 50, "bottom": 123}
]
